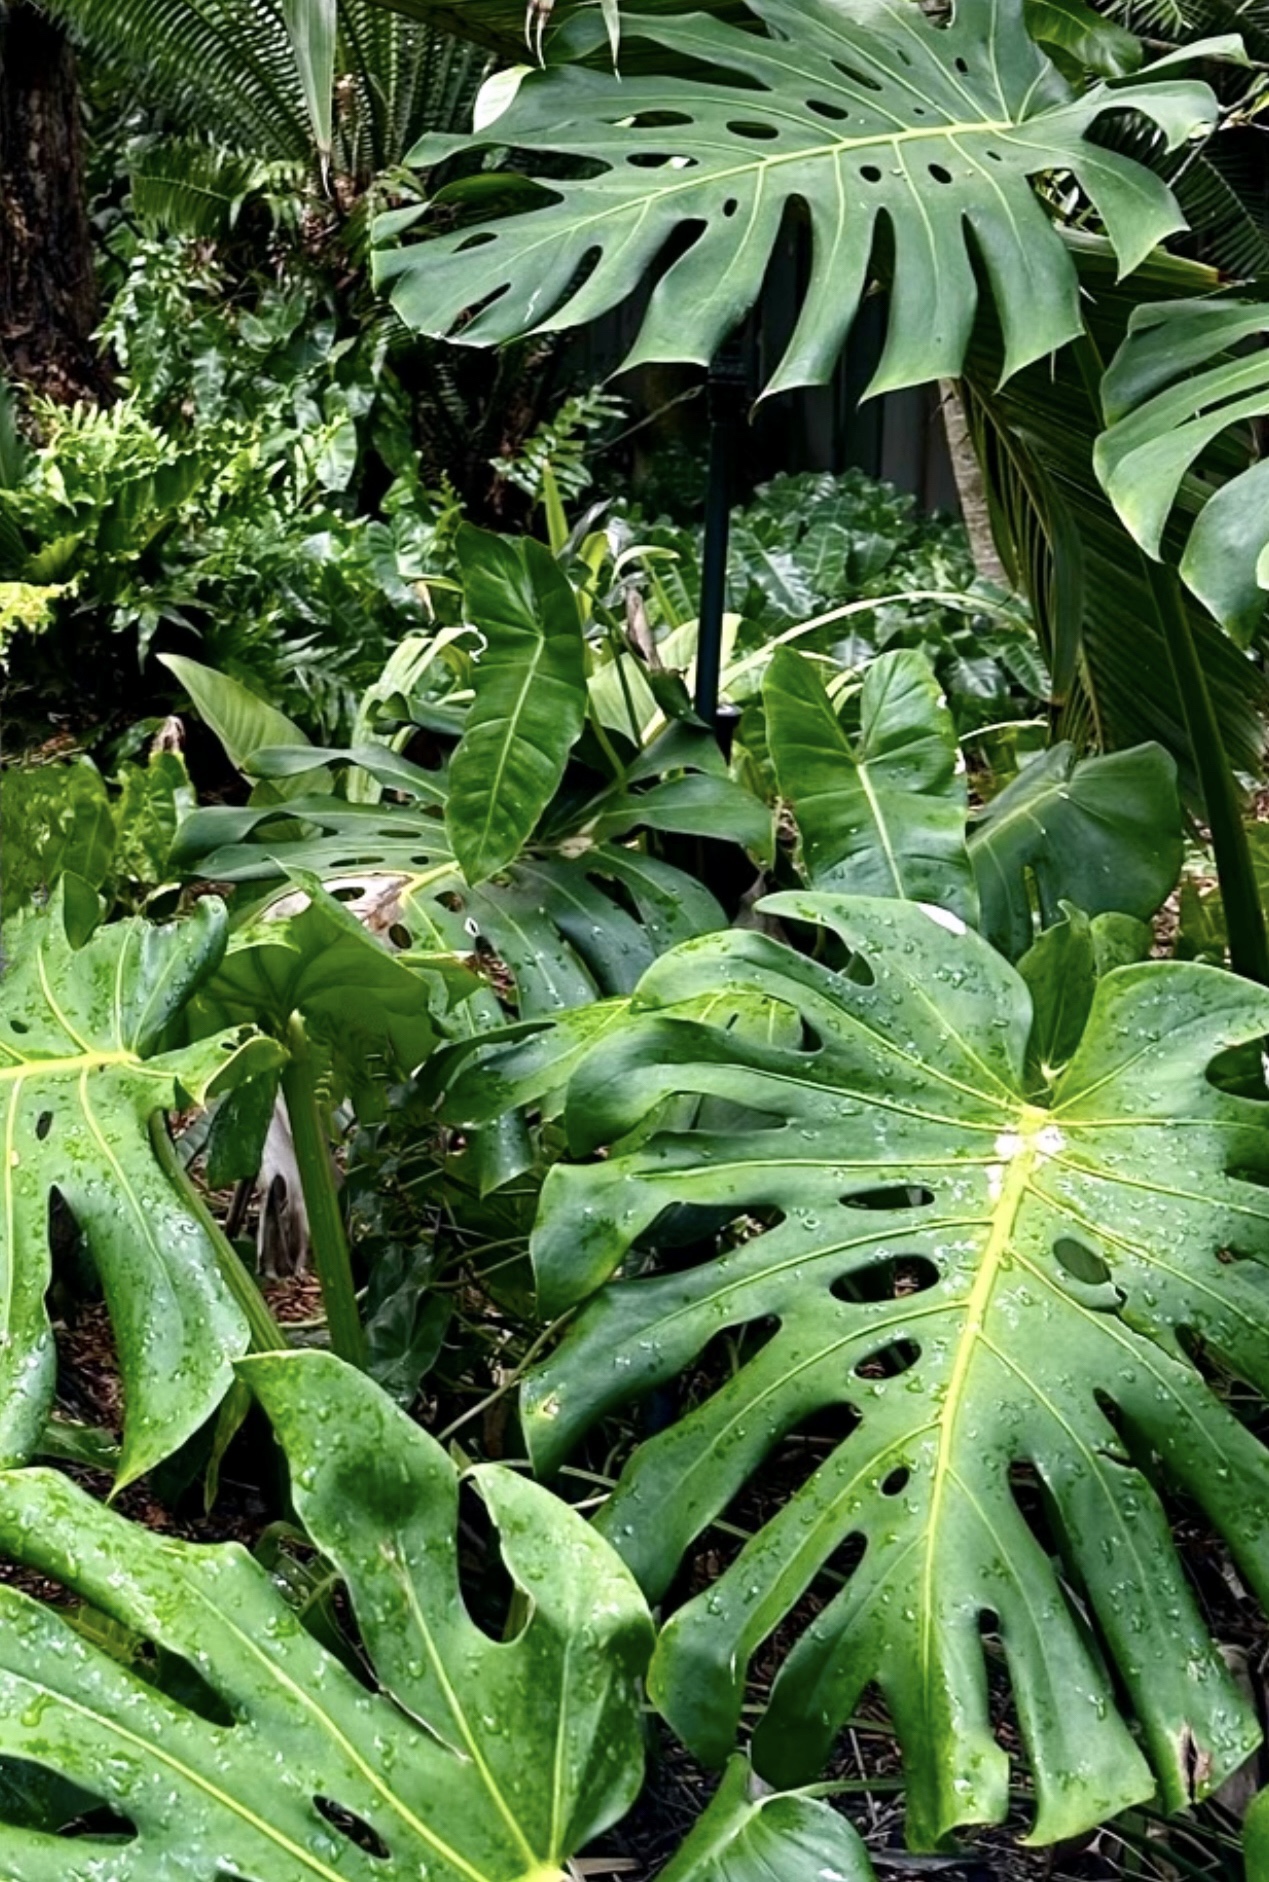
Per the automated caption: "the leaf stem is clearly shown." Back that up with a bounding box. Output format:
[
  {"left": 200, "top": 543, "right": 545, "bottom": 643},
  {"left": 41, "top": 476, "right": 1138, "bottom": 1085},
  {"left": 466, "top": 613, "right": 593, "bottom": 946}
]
[
  {"left": 1144, "top": 557, "right": 1269, "bottom": 984},
  {"left": 281, "top": 1015, "right": 368, "bottom": 1368},
  {"left": 147, "top": 1115, "right": 287, "bottom": 1355}
]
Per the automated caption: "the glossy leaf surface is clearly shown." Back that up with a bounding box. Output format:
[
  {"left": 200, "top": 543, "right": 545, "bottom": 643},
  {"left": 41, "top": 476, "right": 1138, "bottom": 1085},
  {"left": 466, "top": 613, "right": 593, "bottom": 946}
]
[
  {"left": 659, "top": 1757, "right": 874, "bottom": 1882},
  {"left": 969, "top": 741, "right": 1182, "bottom": 957},
  {"left": 448, "top": 528, "right": 589, "bottom": 884},
  {"left": 378, "top": 0, "right": 1225, "bottom": 396},
  {"left": 0, "top": 888, "right": 278, "bottom": 1483},
  {"left": 527, "top": 896, "right": 1269, "bottom": 1847},
  {"left": 1096, "top": 299, "right": 1269, "bottom": 641},
  {"left": 764, "top": 646, "right": 976, "bottom": 923},
  {"left": 0, "top": 1351, "right": 655, "bottom": 1881}
]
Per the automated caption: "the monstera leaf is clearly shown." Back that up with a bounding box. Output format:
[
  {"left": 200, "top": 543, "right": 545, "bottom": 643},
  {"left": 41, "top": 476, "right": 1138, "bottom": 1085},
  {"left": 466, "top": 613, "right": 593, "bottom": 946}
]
[
  {"left": 526, "top": 895, "right": 1269, "bottom": 1850},
  {"left": 0, "top": 887, "right": 280, "bottom": 1484},
  {"left": 376, "top": 0, "right": 1229, "bottom": 397},
  {"left": 969, "top": 740, "right": 1183, "bottom": 957},
  {"left": 1095, "top": 298, "right": 1269, "bottom": 641},
  {"left": 0, "top": 1351, "right": 654, "bottom": 1880},
  {"left": 764, "top": 646, "right": 976, "bottom": 923}
]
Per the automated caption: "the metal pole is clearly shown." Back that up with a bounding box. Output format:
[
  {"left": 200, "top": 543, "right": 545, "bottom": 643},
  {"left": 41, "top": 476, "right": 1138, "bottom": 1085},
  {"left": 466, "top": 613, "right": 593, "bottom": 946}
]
[{"left": 695, "top": 343, "right": 749, "bottom": 737}]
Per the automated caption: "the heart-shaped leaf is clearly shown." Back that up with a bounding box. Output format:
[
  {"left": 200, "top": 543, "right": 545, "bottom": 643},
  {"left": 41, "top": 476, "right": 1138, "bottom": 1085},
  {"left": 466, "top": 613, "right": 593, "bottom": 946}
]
[
  {"left": 969, "top": 741, "right": 1183, "bottom": 956},
  {"left": 448, "top": 527, "right": 589, "bottom": 885},
  {"left": 764, "top": 646, "right": 976, "bottom": 923}
]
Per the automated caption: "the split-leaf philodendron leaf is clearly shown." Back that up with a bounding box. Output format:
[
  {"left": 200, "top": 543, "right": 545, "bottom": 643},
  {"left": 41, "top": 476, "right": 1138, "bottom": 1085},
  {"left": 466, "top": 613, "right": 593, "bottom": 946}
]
[
  {"left": 526, "top": 896, "right": 1269, "bottom": 1849},
  {"left": 0, "top": 1351, "right": 654, "bottom": 1881},
  {"left": 0, "top": 887, "right": 281, "bottom": 1484},
  {"left": 376, "top": 0, "right": 1232, "bottom": 397},
  {"left": 1095, "top": 298, "right": 1269, "bottom": 642}
]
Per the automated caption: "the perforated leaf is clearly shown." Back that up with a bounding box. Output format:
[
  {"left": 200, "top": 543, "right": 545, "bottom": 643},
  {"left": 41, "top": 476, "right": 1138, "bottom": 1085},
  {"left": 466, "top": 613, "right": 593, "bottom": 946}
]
[
  {"left": 0, "top": 887, "right": 280, "bottom": 1484},
  {"left": 377, "top": 0, "right": 1229, "bottom": 397},
  {"left": 527, "top": 896, "right": 1269, "bottom": 1849},
  {"left": 0, "top": 1351, "right": 655, "bottom": 1881}
]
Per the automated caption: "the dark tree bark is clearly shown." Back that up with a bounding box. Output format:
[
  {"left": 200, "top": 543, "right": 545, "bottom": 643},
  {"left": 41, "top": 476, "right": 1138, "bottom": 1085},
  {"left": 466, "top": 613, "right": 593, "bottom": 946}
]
[{"left": 0, "top": 2, "right": 104, "bottom": 402}]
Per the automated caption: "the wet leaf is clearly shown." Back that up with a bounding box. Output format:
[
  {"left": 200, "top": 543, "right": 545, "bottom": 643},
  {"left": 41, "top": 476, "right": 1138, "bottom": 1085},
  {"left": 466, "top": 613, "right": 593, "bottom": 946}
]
[
  {"left": 0, "top": 1351, "right": 654, "bottom": 1881},
  {"left": 528, "top": 895, "right": 1269, "bottom": 1848}
]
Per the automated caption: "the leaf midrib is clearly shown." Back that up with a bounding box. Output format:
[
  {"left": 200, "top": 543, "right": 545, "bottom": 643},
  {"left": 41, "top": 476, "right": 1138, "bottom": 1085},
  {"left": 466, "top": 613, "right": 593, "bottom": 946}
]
[{"left": 919, "top": 1133, "right": 1037, "bottom": 1713}]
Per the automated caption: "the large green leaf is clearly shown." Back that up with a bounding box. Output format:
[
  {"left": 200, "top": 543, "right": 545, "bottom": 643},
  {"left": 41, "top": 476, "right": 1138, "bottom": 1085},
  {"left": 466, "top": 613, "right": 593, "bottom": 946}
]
[
  {"left": 0, "top": 1350, "right": 655, "bottom": 1880},
  {"left": 194, "top": 875, "right": 458, "bottom": 1114},
  {"left": 525, "top": 895, "right": 1269, "bottom": 1848},
  {"left": 448, "top": 527, "right": 589, "bottom": 885},
  {"left": 1096, "top": 298, "right": 1269, "bottom": 642},
  {"left": 172, "top": 747, "right": 735, "bottom": 1019},
  {"left": 659, "top": 1757, "right": 874, "bottom": 1882},
  {"left": 764, "top": 646, "right": 976, "bottom": 923},
  {"left": 159, "top": 653, "right": 328, "bottom": 800},
  {"left": 960, "top": 239, "right": 1269, "bottom": 793},
  {"left": 0, "top": 887, "right": 280, "bottom": 1484},
  {"left": 969, "top": 740, "right": 1182, "bottom": 957},
  {"left": 376, "top": 0, "right": 1228, "bottom": 397}
]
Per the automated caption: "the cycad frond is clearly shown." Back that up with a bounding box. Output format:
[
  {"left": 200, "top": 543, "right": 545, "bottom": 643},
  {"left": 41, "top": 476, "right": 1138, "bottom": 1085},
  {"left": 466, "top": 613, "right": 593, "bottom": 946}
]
[{"left": 41, "top": 0, "right": 485, "bottom": 172}]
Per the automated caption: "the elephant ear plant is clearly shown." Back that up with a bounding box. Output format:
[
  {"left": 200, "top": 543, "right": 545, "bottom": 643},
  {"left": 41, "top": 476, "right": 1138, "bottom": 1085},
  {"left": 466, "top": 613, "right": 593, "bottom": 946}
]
[{"left": 519, "top": 897, "right": 1269, "bottom": 1848}]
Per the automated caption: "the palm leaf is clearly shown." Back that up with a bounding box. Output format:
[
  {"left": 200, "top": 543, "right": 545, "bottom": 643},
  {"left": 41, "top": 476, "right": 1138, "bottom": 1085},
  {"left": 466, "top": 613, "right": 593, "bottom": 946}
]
[{"left": 42, "top": 0, "right": 485, "bottom": 170}]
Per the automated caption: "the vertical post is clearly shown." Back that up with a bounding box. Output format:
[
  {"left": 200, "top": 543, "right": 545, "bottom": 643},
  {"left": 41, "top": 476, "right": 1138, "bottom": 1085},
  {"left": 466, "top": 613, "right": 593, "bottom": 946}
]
[{"left": 695, "top": 343, "right": 750, "bottom": 737}]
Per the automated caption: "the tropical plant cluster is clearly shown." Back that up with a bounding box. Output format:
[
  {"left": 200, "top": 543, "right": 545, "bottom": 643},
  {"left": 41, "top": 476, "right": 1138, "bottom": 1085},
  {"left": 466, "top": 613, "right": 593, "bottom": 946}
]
[{"left": 4, "top": 0, "right": 1269, "bottom": 1878}]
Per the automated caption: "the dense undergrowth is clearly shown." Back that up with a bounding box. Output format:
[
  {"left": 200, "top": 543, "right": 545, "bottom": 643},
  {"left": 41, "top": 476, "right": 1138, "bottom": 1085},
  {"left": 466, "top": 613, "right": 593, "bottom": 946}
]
[{"left": 4, "top": 0, "right": 1269, "bottom": 1879}]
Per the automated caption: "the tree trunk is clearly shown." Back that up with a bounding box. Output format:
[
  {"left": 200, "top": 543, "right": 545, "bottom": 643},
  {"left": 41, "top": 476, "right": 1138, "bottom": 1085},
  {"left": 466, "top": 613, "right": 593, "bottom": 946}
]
[
  {"left": 939, "top": 379, "right": 1007, "bottom": 587},
  {"left": 0, "top": 2, "right": 104, "bottom": 402}
]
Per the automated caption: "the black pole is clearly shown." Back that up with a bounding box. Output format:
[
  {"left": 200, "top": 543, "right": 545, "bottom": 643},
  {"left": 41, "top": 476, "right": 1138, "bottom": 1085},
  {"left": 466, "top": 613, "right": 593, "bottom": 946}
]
[{"left": 695, "top": 343, "right": 749, "bottom": 737}]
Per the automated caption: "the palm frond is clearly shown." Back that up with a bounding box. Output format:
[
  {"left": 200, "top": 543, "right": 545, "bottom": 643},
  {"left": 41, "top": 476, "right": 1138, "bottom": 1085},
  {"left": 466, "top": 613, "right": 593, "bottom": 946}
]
[{"left": 41, "top": 0, "right": 485, "bottom": 172}]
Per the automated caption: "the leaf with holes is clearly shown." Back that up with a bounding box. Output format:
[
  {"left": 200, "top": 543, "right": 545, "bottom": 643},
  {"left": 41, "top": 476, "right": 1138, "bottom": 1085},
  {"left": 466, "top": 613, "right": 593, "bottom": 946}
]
[
  {"left": 764, "top": 646, "right": 976, "bottom": 923},
  {"left": 376, "top": 0, "right": 1231, "bottom": 397},
  {"left": 0, "top": 1349, "right": 655, "bottom": 1881},
  {"left": 1096, "top": 299, "right": 1269, "bottom": 641},
  {"left": 526, "top": 895, "right": 1269, "bottom": 1850},
  {"left": 0, "top": 886, "right": 281, "bottom": 1485}
]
